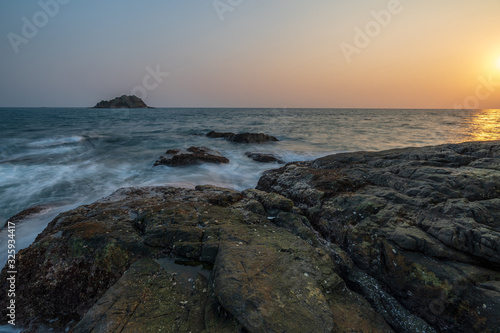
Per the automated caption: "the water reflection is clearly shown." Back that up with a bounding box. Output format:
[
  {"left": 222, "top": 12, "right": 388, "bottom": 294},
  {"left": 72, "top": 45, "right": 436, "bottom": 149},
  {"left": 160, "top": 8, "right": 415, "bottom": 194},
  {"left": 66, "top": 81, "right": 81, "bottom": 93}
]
[{"left": 460, "top": 109, "right": 500, "bottom": 142}]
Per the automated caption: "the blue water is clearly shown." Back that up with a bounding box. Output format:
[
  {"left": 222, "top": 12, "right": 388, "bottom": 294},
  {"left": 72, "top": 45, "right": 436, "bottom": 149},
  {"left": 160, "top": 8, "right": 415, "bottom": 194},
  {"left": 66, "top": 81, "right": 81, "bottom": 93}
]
[{"left": 0, "top": 107, "right": 499, "bottom": 270}]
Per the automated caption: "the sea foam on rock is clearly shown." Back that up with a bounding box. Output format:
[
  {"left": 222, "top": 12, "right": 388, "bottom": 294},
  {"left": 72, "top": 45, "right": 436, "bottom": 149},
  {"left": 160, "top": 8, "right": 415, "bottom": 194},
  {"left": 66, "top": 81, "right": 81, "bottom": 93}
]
[{"left": 245, "top": 152, "right": 285, "bottom": 163}]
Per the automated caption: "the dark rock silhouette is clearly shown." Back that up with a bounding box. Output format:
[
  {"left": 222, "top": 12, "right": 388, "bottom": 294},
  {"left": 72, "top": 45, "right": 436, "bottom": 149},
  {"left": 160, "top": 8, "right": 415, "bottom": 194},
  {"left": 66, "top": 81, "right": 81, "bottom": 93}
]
[
  {"left": 207, "top": 131, "right": 279, "bottom": 143},
  {"left": 245, "top": 152, "right": 284, "bottom": 163},
  {"left": 93, "top": 95, "right": 149, "bottom": 108},
  {"left": 206, "top": 131, "right": 234, "bottom": 139}
]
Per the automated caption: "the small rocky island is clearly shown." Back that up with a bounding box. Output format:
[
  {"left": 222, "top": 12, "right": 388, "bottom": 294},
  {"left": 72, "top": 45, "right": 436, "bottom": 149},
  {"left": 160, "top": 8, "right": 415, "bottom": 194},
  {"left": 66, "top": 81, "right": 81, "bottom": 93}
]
[
  {"left": 93, "top": 95, "right": 150, "bottom": 108},
  {"left": 1, "top": 141, "right": 500, "bottom": 332}
]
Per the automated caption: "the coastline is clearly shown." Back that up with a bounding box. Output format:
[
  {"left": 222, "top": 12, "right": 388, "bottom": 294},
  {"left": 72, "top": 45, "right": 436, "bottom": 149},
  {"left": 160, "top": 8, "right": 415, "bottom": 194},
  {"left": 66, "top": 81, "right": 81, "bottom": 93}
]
[{"left": 1, "top": 140, "right": 500, "bottom": 332}]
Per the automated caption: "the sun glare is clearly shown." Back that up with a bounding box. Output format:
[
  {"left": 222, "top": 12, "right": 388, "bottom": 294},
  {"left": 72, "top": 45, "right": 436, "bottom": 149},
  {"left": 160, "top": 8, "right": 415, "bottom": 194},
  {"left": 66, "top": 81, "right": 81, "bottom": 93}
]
[{"left": 496, "top": 57, "right": 500, "bottom": 70}]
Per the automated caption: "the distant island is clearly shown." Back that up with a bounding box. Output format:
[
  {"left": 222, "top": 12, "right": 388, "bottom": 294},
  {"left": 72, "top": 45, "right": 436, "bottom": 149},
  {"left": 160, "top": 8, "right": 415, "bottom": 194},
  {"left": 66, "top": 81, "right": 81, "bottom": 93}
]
[{"left": 93, "top": 95, "right": 151, "bottom": 108}]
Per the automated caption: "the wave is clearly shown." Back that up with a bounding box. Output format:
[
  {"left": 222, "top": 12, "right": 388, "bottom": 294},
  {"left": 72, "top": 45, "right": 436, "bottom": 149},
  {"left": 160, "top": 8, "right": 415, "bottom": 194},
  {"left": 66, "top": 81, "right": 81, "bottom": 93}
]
[{"left": 1, "top": 107, "right": 480, "bottom": 272}]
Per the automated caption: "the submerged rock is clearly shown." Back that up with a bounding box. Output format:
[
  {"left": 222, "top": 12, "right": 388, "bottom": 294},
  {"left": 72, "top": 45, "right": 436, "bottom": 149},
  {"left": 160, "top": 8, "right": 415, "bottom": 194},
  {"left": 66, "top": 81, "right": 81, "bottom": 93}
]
[
  {"left": 230, "top": 133, "right": 279, "bottom": 143},
  {"left": 257, "top": 140, "right": 500, "bottom": 333},
  {"left": 93, "top": 95, "right": 149, "bottom": 108},
  {"left": 206, "top": 131, "right": 279, "bottom": 143},
  {"left": 154, "top": 147, "right": 229, "bottom": 167},
  {"left": 245, "top": 152, "right": 285, "bottom": 163},
  {"left": 206, "top": 131, "right": 234, "bottom": 139}
]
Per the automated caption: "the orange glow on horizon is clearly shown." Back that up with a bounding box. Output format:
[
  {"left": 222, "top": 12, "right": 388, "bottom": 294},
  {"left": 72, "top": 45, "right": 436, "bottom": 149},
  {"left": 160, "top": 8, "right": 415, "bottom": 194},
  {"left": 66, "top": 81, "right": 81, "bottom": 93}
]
[{"left": 463, "top": 109, "right": 500, "bottom": 142}]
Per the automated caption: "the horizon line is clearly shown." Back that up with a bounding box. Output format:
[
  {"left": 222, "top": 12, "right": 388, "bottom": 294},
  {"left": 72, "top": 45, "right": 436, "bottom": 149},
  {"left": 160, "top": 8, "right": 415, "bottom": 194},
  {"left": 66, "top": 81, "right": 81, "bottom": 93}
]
[{"left": 0, "top": 106, "right": 495, "bottom": 111}]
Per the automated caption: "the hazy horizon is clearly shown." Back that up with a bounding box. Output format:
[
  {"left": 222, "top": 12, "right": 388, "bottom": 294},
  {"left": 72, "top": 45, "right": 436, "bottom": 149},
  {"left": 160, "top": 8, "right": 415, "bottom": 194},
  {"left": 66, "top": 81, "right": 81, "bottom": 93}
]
[
  {"left": 1, "top": 0, "right": 499, "bottom": 109},
  {"left": 0, "top": 106, "right": 494, "bottom": 110}
]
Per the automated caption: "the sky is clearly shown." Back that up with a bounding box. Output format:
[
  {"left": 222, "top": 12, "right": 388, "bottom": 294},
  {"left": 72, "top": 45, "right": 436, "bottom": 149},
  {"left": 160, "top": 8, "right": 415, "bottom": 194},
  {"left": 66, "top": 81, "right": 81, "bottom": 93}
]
[{"left": 0, "top": 0, "right": 499, "bottom": 108}]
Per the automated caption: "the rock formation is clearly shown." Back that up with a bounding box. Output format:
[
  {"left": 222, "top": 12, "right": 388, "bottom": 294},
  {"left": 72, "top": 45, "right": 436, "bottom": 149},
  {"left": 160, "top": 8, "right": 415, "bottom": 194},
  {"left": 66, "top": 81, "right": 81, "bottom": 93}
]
[
  {"left": 206, "top": 131, "right": 235, "bottom": 139},
  {"left": 0, "top": 186, "right": 404, "bottom": 332},
  {"left": 206, "top": 131, "right": 279, "bottom": 143},
  {"left": 257, "top": 141, "right": 500, "bottom": 333},
  {"left": 245, "top": 152, "right": 285, "bottom": 163},
  {"left": 1, "top": 140, "right": 500, "bottom": 332},
  {"left": 154, "top": 147, "right": 229, "bottom": 167},
  {"left": 93, "top": 95, "right": 149, "bottom": 108}
]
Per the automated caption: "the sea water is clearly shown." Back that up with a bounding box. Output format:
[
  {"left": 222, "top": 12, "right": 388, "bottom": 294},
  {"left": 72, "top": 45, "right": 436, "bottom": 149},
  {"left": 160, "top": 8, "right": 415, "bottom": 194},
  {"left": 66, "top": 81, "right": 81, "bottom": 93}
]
[{"left": 0, "top": 107, "right": 499, "bottom": 266}]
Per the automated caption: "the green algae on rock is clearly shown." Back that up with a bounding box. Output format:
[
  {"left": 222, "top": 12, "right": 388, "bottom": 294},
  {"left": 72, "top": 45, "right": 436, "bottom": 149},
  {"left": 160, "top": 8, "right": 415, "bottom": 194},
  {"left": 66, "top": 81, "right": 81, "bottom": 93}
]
[{"left": 0, "top": 185, "right": 398, "bottom": 332}]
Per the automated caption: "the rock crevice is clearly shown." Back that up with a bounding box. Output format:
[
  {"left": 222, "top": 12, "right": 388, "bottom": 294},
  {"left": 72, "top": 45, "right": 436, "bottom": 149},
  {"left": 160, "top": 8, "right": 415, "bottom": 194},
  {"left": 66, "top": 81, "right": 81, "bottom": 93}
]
[{"left": 257, "top": 141, "right": 500, "bottom": 332}]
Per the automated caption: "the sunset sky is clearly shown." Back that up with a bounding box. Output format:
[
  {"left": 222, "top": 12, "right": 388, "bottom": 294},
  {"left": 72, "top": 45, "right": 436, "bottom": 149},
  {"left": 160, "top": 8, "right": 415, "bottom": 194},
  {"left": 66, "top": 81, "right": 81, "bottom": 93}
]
[{"left": 0, "top": 0, "right": 499, "bottom": 108}]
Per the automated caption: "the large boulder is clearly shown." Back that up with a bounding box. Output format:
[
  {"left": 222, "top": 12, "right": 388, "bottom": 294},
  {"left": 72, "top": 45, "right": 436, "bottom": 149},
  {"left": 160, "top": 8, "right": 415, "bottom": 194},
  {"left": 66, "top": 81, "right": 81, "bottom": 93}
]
[
  {"left": 0, "top": 186, "right": 405, "bottom": 332},
  {"left": 93, "top": 95, "right": 149, "bottom": 108},
  {"left": 154, "top": 147, "right": 229, "bottom": 167},
  {"left": 257, "top": 140, "right": 500, "bottom": 333}
]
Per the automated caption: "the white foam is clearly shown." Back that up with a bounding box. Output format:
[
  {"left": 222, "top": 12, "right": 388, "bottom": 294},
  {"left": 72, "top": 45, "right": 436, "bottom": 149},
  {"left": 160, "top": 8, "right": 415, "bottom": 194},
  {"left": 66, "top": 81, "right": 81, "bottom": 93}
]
[
  {"left": 0, "top": 325, "right": 23, "bottom": 333},
  {"left": 0, "top": 206, "right": 69, "bottom": 266},
  {"left": 27, "top": 136, "right": 84, "bottom": 148}
]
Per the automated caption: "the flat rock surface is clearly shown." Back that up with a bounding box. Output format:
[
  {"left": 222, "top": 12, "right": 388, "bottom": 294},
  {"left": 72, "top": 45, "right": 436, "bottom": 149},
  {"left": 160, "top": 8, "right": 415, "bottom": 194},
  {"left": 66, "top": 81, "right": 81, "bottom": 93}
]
[
  {"left": 154, "top": 147, "right": 229, "bottom": 167},
  {"left": 258, "top": 140, "right": 500, "bottom": 333},
  {"left": 0, "top": 186, "right": 401, "bottom": 332}
]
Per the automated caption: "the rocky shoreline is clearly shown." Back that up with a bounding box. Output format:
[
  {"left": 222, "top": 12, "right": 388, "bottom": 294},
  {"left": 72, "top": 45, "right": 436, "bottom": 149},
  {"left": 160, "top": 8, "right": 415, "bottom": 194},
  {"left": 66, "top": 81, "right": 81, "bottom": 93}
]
[{"left": 1, "top": 141, "right": 500, "bottom": 332}]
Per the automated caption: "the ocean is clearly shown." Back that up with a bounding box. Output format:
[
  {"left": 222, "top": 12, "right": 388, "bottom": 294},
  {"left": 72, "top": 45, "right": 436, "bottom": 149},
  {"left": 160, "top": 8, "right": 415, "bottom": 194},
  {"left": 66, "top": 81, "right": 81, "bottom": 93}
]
[{"left": 0, "top": 107, "right": 499, "bottom": 269}]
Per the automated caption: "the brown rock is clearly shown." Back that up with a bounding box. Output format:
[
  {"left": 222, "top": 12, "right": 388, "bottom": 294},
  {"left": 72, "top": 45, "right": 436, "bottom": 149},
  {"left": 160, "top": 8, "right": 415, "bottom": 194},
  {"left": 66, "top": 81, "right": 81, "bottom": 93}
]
[
  {"left": 0, "top": 185, "right": 399, "bottom": 332},
  {"left": 154, "top": 147, "right": 229, "bottom": 167},
  {"left": 245, "top": 152, "right": 285, "bottom": 163}
]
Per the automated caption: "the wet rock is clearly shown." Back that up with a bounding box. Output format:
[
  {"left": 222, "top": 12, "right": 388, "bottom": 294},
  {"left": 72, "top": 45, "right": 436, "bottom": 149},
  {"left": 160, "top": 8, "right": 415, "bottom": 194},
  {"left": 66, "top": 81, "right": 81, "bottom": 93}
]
[
  {"left": 93, "top": 95, "right": 149, "bottom": 109},
  {"left": 206, "top": 131, "right": 234, "bottom": 139},
  {"left": 206, "top": 131, "right": 279, "bottom": 143},
  {"left": 230, "top": 133, "right": 279, "bottom": 143},
  {"left": 245, "top": 152, "right": 284, "bottom": 163},
  {"left": 5, "top": 141, "right": 500, "bottom": 332},
  {"left": 154, "top": 147, "right": 229, "bottom": 167},
  {"left": 0, "top": 185, "right": 396, "bottom": 332},
  {"left": 258, "top": 140, "right": 500, "bottom": 333},
  {"left": 3, "top": 204, "right": 52, "bottom": 227},
  {"left": 73, "top": 258, "right": 231, "bottom": 333}
]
